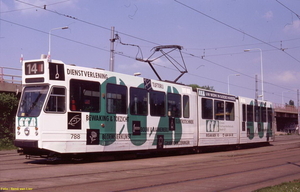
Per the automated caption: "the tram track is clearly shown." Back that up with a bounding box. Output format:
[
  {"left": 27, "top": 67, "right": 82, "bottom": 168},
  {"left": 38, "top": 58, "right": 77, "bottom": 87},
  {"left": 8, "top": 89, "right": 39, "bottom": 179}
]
[
  {"left": 115, "top": 164, "right": 300, "bottom": 192},
  {"left": 1, "top": 144, "right": 300, "bottom": 191},
  {"left": 0, "top": 155, "right": 49, "bottom": 170},
  {"left": 0, "top": 144, "right": 298, "bottom": 172},
  {"left": 118, "top": 171, "right": 300, "bottom": 192},
  {"left": 26, "top": 153, "right": 300, "bottom": 191},
  {"left": 0, "top": 143, "right": 299, "bottom": 171}
]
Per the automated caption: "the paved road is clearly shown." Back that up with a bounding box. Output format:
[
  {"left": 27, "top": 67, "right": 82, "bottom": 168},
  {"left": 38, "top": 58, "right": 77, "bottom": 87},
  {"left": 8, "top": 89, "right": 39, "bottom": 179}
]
[{"left": 1, "top": 135, "right": 300, "bottom": 192}]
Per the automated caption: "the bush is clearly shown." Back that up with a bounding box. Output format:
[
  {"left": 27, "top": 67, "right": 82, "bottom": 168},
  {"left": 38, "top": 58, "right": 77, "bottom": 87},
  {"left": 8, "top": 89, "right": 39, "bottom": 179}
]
[{"left": 0, "top": 92, "right": 19, "bottom": 150}]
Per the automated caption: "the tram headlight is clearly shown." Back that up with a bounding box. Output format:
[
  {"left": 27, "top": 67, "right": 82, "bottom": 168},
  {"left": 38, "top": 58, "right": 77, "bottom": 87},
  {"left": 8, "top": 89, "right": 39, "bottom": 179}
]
[
  {"left": 101, "top": 123, "right": 105, "bottom": 128},
  {"left": 24, "top": 127, "right": 30, "bottom": 136}
]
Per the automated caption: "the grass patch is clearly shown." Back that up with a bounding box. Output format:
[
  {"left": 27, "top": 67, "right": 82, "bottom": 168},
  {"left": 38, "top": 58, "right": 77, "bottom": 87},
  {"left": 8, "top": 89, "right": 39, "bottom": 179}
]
[
  {"left": 0, "top": 139, "right": 17, "bottom": 151},
  {"left": 254, "top": 179, "right": 300, "bottom": 192}
]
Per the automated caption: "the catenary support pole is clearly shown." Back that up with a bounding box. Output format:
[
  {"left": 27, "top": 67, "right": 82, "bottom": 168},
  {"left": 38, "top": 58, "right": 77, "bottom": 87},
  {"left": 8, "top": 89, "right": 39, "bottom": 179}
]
[
  {"left": 297, "top": 89, "right": 300, "bottom": 135},
  {"left": 109, "top": 26, "right": 115, "bottom": 72}
]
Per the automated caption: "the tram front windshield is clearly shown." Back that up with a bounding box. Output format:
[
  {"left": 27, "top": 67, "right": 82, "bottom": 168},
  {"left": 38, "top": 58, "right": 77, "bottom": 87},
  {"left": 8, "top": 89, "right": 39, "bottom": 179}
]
[{"left": 17, "top": 86, "right": 49, "bottom": 117}]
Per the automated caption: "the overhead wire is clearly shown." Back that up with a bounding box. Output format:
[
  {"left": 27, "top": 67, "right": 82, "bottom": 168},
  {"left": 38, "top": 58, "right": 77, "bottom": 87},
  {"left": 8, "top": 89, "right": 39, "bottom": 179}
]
[
  {"left": 0, "top": 18, "right": 290, "bottom": 100},
  {"left": 15, "top": 0, "right": 161, "bottom": 46},
  {"left": 0, "top": 18, "right": 139, "bottom": 61},
  {"left": 187, "top": 53, "right": 296, "bottom": 98},
  {"left": 174, "top": 0, "right": 279, "bottom": 50},
  {"left": 186, "top": 37, "right": 300, "bottom": 52},
  {"left": 0, "top": 18, "right": 180, "bottom": 74},
  {"left": 173, "top": 0, "right": 299, "bottom": 98},
  {"left": 174, "top": 0, "right": 300, "bottom": 64},
  {"left": 14, "top": 0, "right": 300, "bottom": 64},
  {"left": 114, "top": 33, "right": 144, "bottom": 60},
  {"left": 189, "top": 46, "right": 300, "bottom": 59},
  {"left": 203, "top": 57, "right": 296, "bottom": 92},
  {"left": 0, "top": 16, "right": 241, "bottom": 90},
  {"left": 276, "top": 0, "right": 300, "bottom": 20},
  {"left": 5, "top": 0, "right": 299, "bottom": 99},
  {"left": 1, "top": 0, "right": 71, "bottom": 13}
]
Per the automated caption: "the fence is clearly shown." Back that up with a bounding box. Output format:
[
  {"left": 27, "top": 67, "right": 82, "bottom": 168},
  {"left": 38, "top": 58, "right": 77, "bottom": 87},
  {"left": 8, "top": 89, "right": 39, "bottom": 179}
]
[
  {"left": 274, "top": 103, "right": 299, "bottom": 113},
  {"left": 0, "top": 67, "right": 22, "bottom": 84}
]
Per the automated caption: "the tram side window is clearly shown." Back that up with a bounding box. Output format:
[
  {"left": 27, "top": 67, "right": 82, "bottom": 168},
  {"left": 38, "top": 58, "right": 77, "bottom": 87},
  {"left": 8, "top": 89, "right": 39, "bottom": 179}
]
[
  {"left": 242, "top": 104, "right": 246, "bottom": 131},
  {"left": 150, "top": 90, "right": 165, "bottom": 116},
  {"left": 45, "top": 87, "right": 65, "bottom": 112},
  {"left": 225, "top": 102, "right": 235, "bottom": 121},
  {"left": 255, "top": 106, "right": 261, "bottom": 122},
  {"left": 242, "top": 104, "right": 246, "bottom": 122},
  {"left": 267, "top": 108, "right": 273, "bottom": 130},
  {"left": 202, "top": 98, "right": 213, "bottom": 119},
  {"left": 130, "top": 87, "right": 148, "bottom": 116},
  {"left": 214, "top": 100, "right": 224, "bottom": 120},
  {"left": 183, "top": 95, "right": 190, "bottom": 118},
  {"left": 70, "top": 79, "right": 100, "bottom": 112},
  {"left": 247, "top": 105, "right": 253, "bottom": 122},
  {"left": 167, "top": 93, "right": 181, "bottom": 117},
  {"left": 267, "top": 108, "right": 272, "bottom": 123},
  {"left": 262, "top": 107, "right": 267, "bottom": 122},
  {"left": 107, "top": 84, "right": 127, "bottom": 114}
]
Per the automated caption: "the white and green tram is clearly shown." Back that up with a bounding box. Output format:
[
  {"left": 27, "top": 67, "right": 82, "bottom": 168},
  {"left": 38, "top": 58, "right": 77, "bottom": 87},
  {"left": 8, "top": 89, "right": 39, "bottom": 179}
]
[{"left": 15, "top": 56, "right": 274, "bottom": 158}]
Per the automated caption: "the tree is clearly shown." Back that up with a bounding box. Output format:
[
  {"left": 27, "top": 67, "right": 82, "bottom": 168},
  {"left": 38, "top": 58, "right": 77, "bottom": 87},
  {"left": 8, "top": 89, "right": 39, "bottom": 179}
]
[
  {"left": 0, "top": 93, "right": 19, "bottom": 149},
  {"left": 286, "top": 100, "right": 295, "bottom": 107},
  {"left": 188, "top": 84, "right": 215, "bottom": 92}
]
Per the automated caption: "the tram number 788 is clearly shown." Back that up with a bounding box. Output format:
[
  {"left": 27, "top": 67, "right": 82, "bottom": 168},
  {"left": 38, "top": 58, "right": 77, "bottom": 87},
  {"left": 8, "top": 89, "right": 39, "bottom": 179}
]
[{"left": 71, "top": 134, "right": 80, "bottom": 139}]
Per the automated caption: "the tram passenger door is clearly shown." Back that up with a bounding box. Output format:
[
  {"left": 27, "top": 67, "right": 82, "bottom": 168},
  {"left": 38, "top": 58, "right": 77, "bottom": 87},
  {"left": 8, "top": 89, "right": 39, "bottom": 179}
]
[
  {"left": 241, "top": 104, "right": 246, "bottom": 143},
  {"left": 128, "top": 87, "right": 148, "bottom": 147},
  {"left": 240, "top": 103, "right": 255, "bottom": 142},
  {"left": 44, "top": 86, "right": 67, "bottom": 131},
  {"left": 267, "top": 107, "right": 273, "bottom": 141},
  {"left": 42, "top": 86, "right": 69, "bottom": 151}
]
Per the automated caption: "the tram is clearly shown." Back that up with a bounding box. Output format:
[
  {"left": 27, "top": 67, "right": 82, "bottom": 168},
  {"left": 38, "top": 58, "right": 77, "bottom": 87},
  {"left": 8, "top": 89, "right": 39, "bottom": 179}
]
[{"left": 14, "top": 55, "right": 274, "bottom": 158}]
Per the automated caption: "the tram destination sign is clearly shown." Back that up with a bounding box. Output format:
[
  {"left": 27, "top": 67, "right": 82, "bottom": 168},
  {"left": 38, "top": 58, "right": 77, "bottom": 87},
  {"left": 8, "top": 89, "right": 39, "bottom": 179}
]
[
  {"left": 198, "top": 90, "right": 236, "bottom": 101},
  {"left": 25, "top": 61, "right": 44, "bottom": 75}
]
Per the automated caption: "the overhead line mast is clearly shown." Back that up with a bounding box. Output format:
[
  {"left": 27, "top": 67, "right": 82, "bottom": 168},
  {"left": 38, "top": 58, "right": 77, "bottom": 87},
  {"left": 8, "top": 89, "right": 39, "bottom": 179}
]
[{"left": 109, "top": 26, "right": 115, "bottom": 72}]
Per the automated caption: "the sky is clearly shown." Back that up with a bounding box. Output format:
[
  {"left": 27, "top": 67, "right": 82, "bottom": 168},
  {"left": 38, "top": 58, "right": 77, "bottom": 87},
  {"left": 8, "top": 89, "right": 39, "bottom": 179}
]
[{"left": 0, "top": 0, "right": 300, "bottom": 105}]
